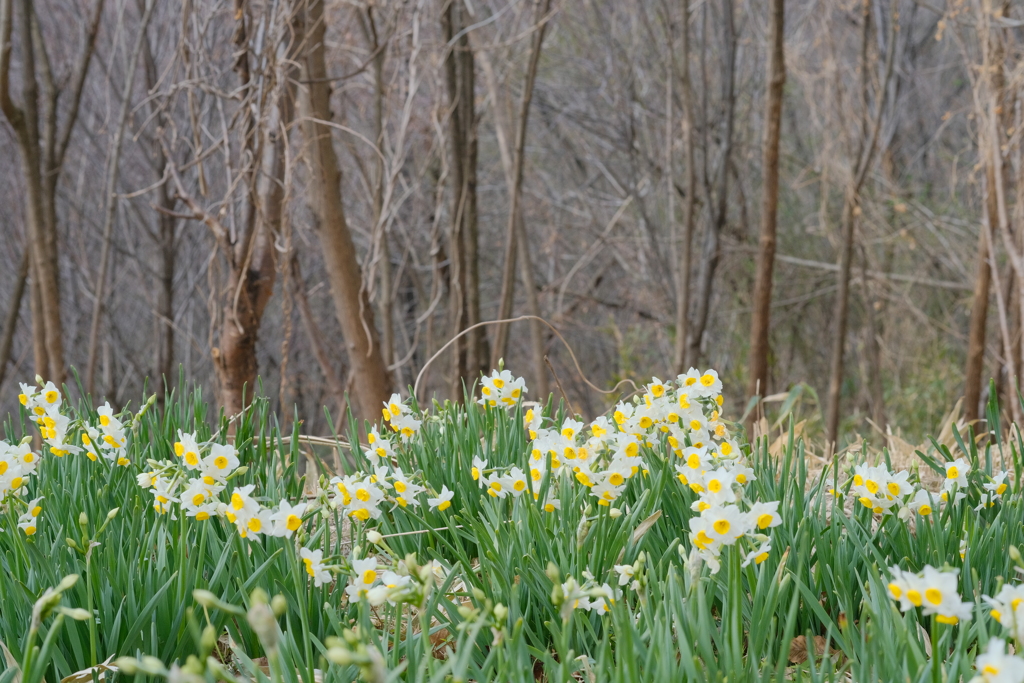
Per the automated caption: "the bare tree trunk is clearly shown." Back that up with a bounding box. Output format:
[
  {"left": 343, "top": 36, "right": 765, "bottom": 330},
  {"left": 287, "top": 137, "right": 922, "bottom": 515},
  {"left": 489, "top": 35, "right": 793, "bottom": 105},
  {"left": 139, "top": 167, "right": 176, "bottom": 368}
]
[
  {"left": 297, "top": 0, "right": 392, "bottom": 422},
  {"left": 491, "top": 0, "right": 552, "bottom": 403},
  {"left": 442, "top": 0, "right": 485, "bottom": 393},
  {"left": 155, "top": 191, "right": 176, "bottom": 395},
  {"left": 140, "top": 7, "right": 175, "bottom": 400},
  {"left": 85, "top": 0, "right": 155, "bottom": 396},
  {"left": 0, "top": 249, "right": 29, "bottom": 389},
  {"left": 363, "top": 9, "right": 394, "bottom": 377},
  {"left": 825, "top": 0, "right": 896, "bottom": 446},
  {"left": 859, "top": 248, "right": 885, "bottom": 428},
  {"left": 685, "top": 0, "right": 735, "bottom": 366},
  {"left": 966, "top": 162, "right": 998, "bottom": 424},
  {"left": 965, "top": 1, "right": 1008, "bottom": 424},
  {"left": 212, "top": 1, "right": 293, "bottom": 416},
  {"left": 290, "top": 255, "right": 347, "bottom": 414},
  {"left": 672, "top": 0, "right": 696, "bottom": 375},
  {"left": 747, "top": 0, "right": 785, "bottom": 412},
  {"left": 0, "top": 0, "right": 105, "bottom": 385}
]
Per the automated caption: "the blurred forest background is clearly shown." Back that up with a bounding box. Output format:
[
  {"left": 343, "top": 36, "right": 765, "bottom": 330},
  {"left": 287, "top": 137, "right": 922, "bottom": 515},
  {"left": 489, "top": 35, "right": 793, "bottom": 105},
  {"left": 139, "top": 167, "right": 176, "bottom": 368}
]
[{"left": 0, "top": 0, "right": 1019, "bottom": 447}]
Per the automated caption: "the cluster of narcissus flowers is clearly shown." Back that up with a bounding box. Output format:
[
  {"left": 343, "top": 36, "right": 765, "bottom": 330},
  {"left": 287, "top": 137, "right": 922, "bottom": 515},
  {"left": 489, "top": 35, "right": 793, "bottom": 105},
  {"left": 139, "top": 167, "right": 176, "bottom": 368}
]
[
  {"left": 969, "top": 580, "right": 1024, "bottom": 681},
  {"left": 841, "top": 456, "right": 1010, "bottom": 520},
  {"left": 477, "top": 369, "right": 528, "bottom": 408},
  {"left": 0, "top": 437, "right": 38, "bottom": 501},
  {"left": 138, "top": 432, "right": 308, "bottom": 541},
  {"left": 381, "top": 392, "right": 422, "bottom": 441},
  {"left": 3, "top": 381, "right": 142, "bottom": 534},
  {"left": 342, "top": 548, "right": 447, "bottom": 607},
  {"left": 887, "top": 565, "right": 973, "bottom": 624},
  {"left": 21, "top": 381, "right": 131, "bottom": 464},
  {"left": 470, "top": 368, "right": 780, "bottom": 574}
]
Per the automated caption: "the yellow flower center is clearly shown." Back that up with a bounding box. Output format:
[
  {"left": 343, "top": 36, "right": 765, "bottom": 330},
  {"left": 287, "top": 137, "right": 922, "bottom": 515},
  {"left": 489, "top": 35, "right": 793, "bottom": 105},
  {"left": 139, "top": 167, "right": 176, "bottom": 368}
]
[
  {"left": 609, "top": 473, "right": 625, "bottom": 486},
  {"left": 713, "top": 519, "right": 731, "bottom": 535},
  {"left": 906, "top": 590, "right": 922, "bottom": 606},
  {"left": 757, "top": 513, "right": 773, "bottom": 529},
  {"left": 947, "top": 466, "right": 959, "bottom": 479},
  {"left": 925, "top": 588, "right": 942, "bottom": 606}
]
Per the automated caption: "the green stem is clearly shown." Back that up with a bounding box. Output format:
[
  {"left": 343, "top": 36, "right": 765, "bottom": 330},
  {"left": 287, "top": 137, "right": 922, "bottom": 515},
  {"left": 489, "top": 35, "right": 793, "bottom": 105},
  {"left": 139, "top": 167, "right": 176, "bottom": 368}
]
[
  {"left": 930, "top": 616, "right": 940, "bottom": 683},
  {"left": 85, "top": 551, "right": 97, "bottom": 668},
  {"left": 289, "top": 544, "right": 316, "bottom": 683}
]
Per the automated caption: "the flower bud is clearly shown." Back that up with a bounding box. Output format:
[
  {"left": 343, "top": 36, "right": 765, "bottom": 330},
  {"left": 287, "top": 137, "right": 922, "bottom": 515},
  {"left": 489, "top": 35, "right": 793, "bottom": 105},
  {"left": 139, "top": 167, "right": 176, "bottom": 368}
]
[
  {"left": 326, "top": 647, "right": 354, "bottom": 666},
  {"left": 609, "top": 508, "right": 622, "bottom": 518},
  {"left": 246, "top": 603, "right": 279, "bottom": 652},
  {"left": 57, "top": 574, "right": 80, "bottom": 592},
  {"left": 492, "top": 603, "right": 508, "bottom": 622},
  {"left": 271, "top": 594, "right": 287, "bottom": 617},
  {"left": 115, "top": 658, "right": 138, "bottom": 675},
  {"left": 58, "top": 607, "right": 92, "bottom": 621},
  {"left": 366, "top": 530, "right": 383, "bottom": 545}
]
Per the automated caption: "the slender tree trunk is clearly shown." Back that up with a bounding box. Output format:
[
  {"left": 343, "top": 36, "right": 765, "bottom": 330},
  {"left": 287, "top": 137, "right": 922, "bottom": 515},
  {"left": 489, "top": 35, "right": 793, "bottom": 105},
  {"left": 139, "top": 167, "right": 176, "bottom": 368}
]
[
  {"left": 297, "top": 0, "right": 392, "bottom": 421},
  {"left": 365, "top": 9, "right": 394, "bottom": 378},
  {"left": 0, "top": 0, "right": 104, "bottom": 385},
  {"left": 0, "top": 249, "right": 29, "bottom": 389},
  {"left": 686, "top": 0, "right": 735, "bottom": 366},
  {"left": 212, "top": 2, "right": 297, "bottom": 416},
  {"left": 290, "top": 255, "right": 347, "bottom": 414},
  {"left": 442, "top": 0, "right": 468, "bottom": 392},
  {"left": 85, "top": 0, "right": 155, "bottom": 396},
  {"left": 825, "top": 0, "right": 896, "bottom": 446},
  {"left": 155, "top": 190, "right": 176, "bottom": 395},
  {"left": 140, "top": 7, "right": 175, "bottom": 400},
  {"left": 443, "top": 0, "right": 486, "bottom": 393},
  {"left": 491, "top": 0, "right": 552, "bottom": 403},
  {"left": 673, "top": 0, "right": 696, "bottom": 375},
  {"left": 966, "top": 0, "right": 1008, "bottom": 423},
  {"left": 966, "top": 162, "right": 998, "bottom": 424},
  {"left": 859, "top": 248, "right": 886, "bottom": 428},
  {"left": 747, "top": 0, "right": 785, "bottom": 411}
]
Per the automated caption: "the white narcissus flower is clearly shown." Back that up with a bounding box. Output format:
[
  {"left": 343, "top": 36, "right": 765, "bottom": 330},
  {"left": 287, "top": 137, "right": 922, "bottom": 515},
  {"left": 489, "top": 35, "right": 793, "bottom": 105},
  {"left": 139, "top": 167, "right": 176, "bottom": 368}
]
[
  {"left": 613, "top": 564, "right": 635, "bottom": 586},
  {"left": 428, "top": 485, "right": 454, "bottom": 511},
  {"left": 972, "top": 638, "right": 1024, "bottom": 683},
  {"left": 174, "top": 431, "right": 203, "bottom": 469},
  {"left": 270, "top": 499, "right": 307, "bottom": 537},
  {"left": 202, "top": 444, "right": 240, "bottom": 482},
  {"left": 346, "top": 557, "right": 379, "bottom": 601},
  {"left": 300, "top": 548, "right": 333, "bottom": 588},
  {"left": 943, "top": 458, "right": 970, "bottom": 489}
]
